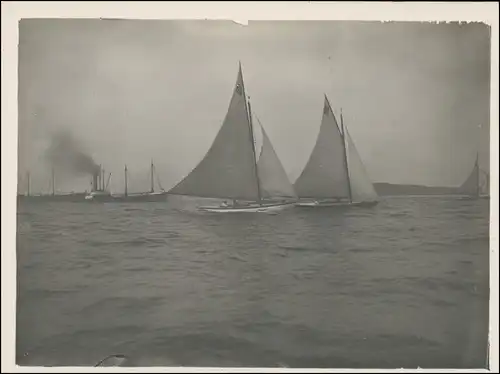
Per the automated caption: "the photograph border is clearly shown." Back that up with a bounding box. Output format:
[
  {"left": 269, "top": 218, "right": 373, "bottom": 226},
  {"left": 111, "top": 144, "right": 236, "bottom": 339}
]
[{"left": 2, "top": 2, "right": 498, "bottom": 372}]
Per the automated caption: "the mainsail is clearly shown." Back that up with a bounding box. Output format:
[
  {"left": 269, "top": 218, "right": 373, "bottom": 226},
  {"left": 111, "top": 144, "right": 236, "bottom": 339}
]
[
  {"left": 168, "top": 64, "right": 260, "bottom": 201},
  {"left": 458, "top": 155, "right": 480, "bottom": 197},
  {"left": 169, "top": 63, "right": 292, "bottom": 205},
  {"left": 344, "top": 123, "right": 378, "bottom": 203},
  {"left": 294, "top": 95, "right": 351, "bottom": 199},
  {"left": 254, "top": 116, "right": 297, "bottom": 200}
]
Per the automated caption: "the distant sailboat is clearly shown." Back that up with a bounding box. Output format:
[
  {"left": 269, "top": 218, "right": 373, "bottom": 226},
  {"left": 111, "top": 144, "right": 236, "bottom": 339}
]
[
  {"left": 168, "top": 63, "right": 296, "bottom": 213},
  {"left": 457, "top": 153, "right": 490, "bottom": 200},
  {"left": 17, "top": 168, "right": 89, "bottom": 202},
  {"left": 117, "top": 160, "right": 168, "bottom": 202},
  {"left": 294, "top": 95, "right": 378, "bottom": 208}
]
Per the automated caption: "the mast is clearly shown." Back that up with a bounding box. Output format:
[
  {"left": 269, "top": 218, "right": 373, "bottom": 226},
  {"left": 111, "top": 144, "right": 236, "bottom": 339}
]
[
  {"left": 476, "top": 124, "right": 481, "bottom": 197},
  {"left": 247, "top": 99, "right": 262, "bottom": 204},
  {"left": 476, "top": 152, "right": 480, "bottom": 197},
  {"left": 26, "top": 171, "right": 30, "bottom": 196},
  {"left": 51, "top": 167, "right": 55, "bottom": 196},
  {"left": 239, "top": 61, "right": 261, "bottom": 204},
  {"left": 340, "top": 108, "right": 353, "bottom": 203},
  {"left": 150, "top": 159, "right": 154, "bottom": 193},
  {"left": 98, "top": 164, "right": 102, "bottom": 191},
  {"left": 124, "top": 165, "right": 128, "bottom": 197}
]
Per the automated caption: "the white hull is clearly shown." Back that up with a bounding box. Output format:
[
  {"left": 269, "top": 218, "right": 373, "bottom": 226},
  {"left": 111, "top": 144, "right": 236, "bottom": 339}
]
[
  {"left": 295, "top": 200, "right": 379, "bottom": 208},
  {"left": 198, "top": 201, "right": 294, "bottom": 213},
  {"left": 296, "top": 201, "right": 349, "bottom": 207}
]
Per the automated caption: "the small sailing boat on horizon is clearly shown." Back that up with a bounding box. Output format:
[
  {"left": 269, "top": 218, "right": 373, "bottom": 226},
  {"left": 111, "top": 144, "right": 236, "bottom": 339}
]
[
  {"left": 456, "top": 152, "right": 490, "bottom": 200},
  {"left": 17, "top": 167, "right": 90, "bottom": 202},
  {"left": 294, "top": 95, "right": 379, "bottom": 208},
  {"left": 116, "top": 160, "right": 168, "bottom": 202},
  {"left": 167, "top": 62, "right": 297, "bottom": 213}
]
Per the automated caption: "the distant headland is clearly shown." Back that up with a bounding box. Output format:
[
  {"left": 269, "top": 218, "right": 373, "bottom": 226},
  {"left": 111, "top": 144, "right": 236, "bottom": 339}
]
[{"left": 373, "top": 183, "right": 461, "bottom": 196}]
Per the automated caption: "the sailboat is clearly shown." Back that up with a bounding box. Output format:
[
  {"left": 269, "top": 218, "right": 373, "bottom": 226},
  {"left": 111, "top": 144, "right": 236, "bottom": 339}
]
[
  {"left": 457, "top": 153, "right": 490, "bottom": 200},
  {"left": 116, "top": 160, "right": 168, "bottom": 202},
  {"left": 167, "top": 63, "right": 297, "bottom": 213},
  {"left": 294, "top": 95, "right": 379, "bottom": 208}
]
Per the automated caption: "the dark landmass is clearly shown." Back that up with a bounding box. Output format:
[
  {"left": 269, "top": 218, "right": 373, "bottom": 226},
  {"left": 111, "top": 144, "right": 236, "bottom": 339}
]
[
  {"left": 17, "top": 183, "right": 465, "bottom": 202},
  {"left": 373, "top": 183, "right": 460, "bottom": 196}
]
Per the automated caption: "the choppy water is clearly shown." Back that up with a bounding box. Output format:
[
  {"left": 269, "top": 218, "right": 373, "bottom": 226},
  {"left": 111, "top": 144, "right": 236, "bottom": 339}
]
[{"left": 16, "top": 196, "right": 490, "bottom": 368}]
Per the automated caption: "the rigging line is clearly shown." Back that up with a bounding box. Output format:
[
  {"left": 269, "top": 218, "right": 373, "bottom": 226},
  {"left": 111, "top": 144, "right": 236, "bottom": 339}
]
[
  {"left": 105, "top": 173, "right": 112, "bottom": 191},
  {"left": 253, "top": 112, "right": 264, "bottom": 128},
  {"left": 153, "top": 164, "right": 165, "bottom": 191},
  {"left": 253, "top": 113, "right": 263, "bottom": 142},
  {"left": 253, "top": 111, "right": 268, "bottom": 150}
]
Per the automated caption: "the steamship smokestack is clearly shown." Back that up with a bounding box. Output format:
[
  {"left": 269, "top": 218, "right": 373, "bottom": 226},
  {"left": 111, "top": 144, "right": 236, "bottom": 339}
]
[
  {"left": 92, "top": 173, "right": 98, "bottom": 192},
  {"left": 92, "top": 164, "right": 102, "bottom": 192}
]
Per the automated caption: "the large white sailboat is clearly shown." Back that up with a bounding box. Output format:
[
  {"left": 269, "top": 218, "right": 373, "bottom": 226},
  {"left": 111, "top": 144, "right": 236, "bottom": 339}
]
[
  {"left": 294, "top": 95, "right": 379, "bottom": 208},
  {"left": 168, "top": 63, "right": 297, "bottom": 213}
]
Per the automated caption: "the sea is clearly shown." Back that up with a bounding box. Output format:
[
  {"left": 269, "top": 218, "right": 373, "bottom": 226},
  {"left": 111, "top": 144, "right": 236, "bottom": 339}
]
[{"left": 15, "top": 196, "right": 490, "bottom": 369}]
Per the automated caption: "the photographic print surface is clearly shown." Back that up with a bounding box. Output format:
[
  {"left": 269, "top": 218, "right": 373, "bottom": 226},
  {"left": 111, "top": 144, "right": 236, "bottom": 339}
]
[{"left": 16, "top": 18, "right": 491, "bottom": 368}]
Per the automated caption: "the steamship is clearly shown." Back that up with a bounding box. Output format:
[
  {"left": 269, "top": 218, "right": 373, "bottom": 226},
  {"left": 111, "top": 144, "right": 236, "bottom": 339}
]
[
  {"left": 18, "top": 165, "right": 116, "bottom": 203},
  {"left": 84, "top": 167, "right": 113, "bottom": 201},
  {"left": 84, "top": 161, "right": 168, "bottom": 202},
  {"left": 102, "top": 161, "right": 168, "bottom": 202},
  {"left": 18, "top": 161, "right": 169, "bottom": 203}
]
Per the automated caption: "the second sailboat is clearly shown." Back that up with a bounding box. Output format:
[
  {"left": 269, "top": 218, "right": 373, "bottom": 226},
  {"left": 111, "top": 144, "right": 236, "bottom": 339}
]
[{"left": 294, "top": 95, "right": 379, "bottom": 208}]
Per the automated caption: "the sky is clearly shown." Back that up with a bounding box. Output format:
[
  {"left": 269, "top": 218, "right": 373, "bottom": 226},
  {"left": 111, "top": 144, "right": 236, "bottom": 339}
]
[{"left": 17, "top": 19, "right": 491, "bottom": 194}]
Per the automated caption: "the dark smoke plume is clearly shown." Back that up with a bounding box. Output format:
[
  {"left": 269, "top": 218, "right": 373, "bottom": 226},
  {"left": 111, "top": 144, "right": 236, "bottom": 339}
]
[{"left": 45, "top": 129, "right": 100, "bottom": 176}]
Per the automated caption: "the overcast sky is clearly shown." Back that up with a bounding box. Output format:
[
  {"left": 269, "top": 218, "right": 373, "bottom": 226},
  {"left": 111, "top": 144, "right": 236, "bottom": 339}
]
[{"left": 17, "top": 19, "right": 491, "bottom": 193}]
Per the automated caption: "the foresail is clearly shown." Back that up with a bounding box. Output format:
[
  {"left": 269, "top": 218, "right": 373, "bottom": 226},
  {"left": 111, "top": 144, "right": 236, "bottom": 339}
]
[
  {"left": 255, "top": 118, "right": 297, "bottom": 199},
  {"left": 344, "top": 126, "right": 378, "bottom": 203},
  {"left": 294, "top": 96, "right": 350, "bottom": 199},
  {"left": 168, "top": 65, "right": 260, "bottom": 201},
  {"left": 458, "top": 160, "right": 479, "bottom": 196}
]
